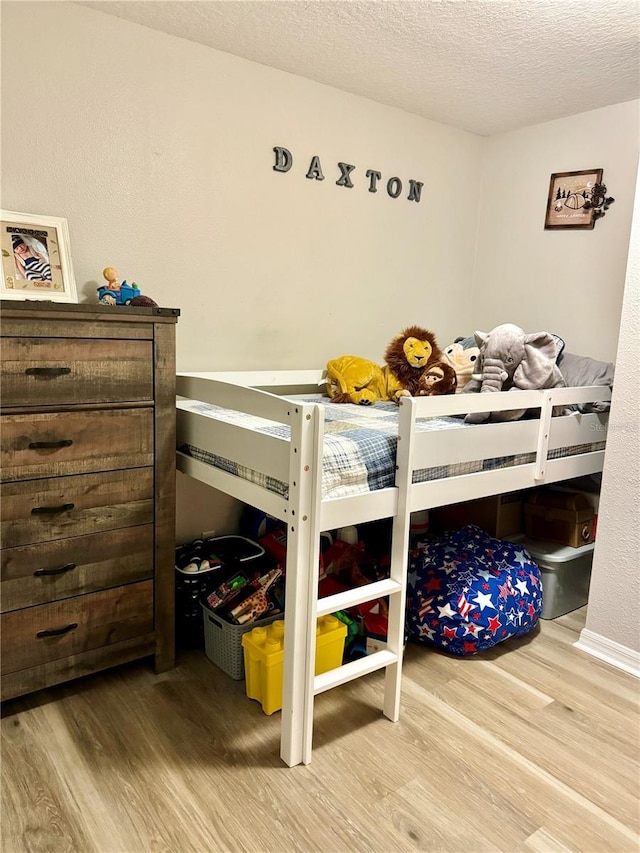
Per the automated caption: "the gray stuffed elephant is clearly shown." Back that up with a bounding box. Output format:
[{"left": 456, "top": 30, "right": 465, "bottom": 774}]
[{"left": 462, "top": 323, "right": 565, "bottom": 423}]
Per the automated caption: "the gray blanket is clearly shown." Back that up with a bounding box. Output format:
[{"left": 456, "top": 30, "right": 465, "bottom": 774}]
[{"left": 557, "top": 351, "right": 615, "bottom": 412}]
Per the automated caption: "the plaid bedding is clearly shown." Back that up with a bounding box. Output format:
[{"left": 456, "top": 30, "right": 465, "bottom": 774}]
[{"left": 179, "top": 395, "right": 605, "bottom": 500}]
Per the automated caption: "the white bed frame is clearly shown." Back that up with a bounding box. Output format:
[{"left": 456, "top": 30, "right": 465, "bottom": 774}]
[{"left": 176, "top": 370, "right": 610, "bottom": 767}]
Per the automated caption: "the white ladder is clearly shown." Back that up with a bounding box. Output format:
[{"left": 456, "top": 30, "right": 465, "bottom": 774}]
[{"left": 281, "top": 397, "right": 416, "bottom": 766}]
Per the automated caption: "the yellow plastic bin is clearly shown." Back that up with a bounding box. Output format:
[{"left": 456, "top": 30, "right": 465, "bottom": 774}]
[{"left": 241, "top": 615, "right": 347, "bottom": 715}]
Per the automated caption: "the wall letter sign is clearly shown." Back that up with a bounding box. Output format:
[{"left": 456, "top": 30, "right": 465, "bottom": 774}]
[
  {"left": 273, "top": 146, "right": 293, "bottom": 173},
  {"left": 306, "top": 155, "right": 325, "bottom": 181},
  {"left": 272, "top": 146, "right": 423, "bottom": 203}
]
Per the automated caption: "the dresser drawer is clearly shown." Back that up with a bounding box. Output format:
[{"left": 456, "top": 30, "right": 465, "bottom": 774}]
[
  {"left": 1, "top": 525, "right": 153, "bottom": 612},
  {"left": 1, "top": 469, "right": 153, "bottom": 549},
  {"left": 1, "top": 580, "right": 153, "bottom": 675},
  {"left": 0, "top": 337, "right": 153, "bottom": 406},
  {"left": 1, "top": 407, "right": 153, "bottom": 482}
]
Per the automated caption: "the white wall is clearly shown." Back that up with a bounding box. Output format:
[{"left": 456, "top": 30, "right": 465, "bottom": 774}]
[
  {"left": 1, "top": 1, "right": 485, "bottom": 540},
  {"left": 476, "top": 104, "right": 639, "bottom": 669},
  {"left": 1, "top": 2, "right": 483, "bottom": 369},
  {"left": 1, "top": 3, "right": 638, "bottom": 661},
  {"left": 580, "top": 161, "right": 640, "bottom": 660},
  {"left": 474, "top": 101, "right": 639, "bottom": 361}
]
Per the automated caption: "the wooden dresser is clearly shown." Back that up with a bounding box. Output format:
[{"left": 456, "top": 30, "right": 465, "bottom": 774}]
[{"left": 0, "top": 301, "right": 179, "bottom": 700}]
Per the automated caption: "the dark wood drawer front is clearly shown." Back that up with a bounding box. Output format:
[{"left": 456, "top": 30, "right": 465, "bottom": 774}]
[
  {"left": 0, "top": 338, "right": 153, "bottom": 406},
  {"left": 1, "top": 316, "right": 154, "bottom": 341},
  {"left": 1, "top": 525, "right": 154, "bottom": 612},
  {"left": 1, "top": 580, "right": 153, "bottom": 675},
  {"left": 1, "top": 469, "right": 153, "bottom": 548},
  {"left": 1, "top": 407, "right": 153, "bottom": 482}
]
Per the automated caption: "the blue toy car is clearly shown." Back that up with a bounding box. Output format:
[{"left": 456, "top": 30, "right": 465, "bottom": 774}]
[{"left": 96, "top": 280, "right": 141, "bottom": 305}]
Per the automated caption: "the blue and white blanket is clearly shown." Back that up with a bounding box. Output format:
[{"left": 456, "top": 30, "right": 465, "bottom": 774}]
[{"left": 179, "top": 395, "right": 603, "bottom": 501}]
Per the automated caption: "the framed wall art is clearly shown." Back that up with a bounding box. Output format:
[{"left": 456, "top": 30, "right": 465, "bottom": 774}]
[
  {"left": 1, "top": 210, "right": 77, "bottom": 302},
  {"left": 544, "top": 169, "right": 603, "bottom": 230}
]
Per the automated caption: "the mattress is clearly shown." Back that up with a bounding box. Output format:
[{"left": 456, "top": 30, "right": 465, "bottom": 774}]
[{"left": 178, "top": 395, "right": 605, "bottom": 500}]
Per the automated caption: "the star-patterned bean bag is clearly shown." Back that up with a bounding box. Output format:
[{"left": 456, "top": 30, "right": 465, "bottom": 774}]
[{"left": 406, "top": 525, "right": 543, "bottom": 655}]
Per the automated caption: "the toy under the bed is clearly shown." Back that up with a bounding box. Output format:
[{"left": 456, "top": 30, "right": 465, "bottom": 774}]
[{"left": 406, "top": 525, "right": 543, "bottom": 655}]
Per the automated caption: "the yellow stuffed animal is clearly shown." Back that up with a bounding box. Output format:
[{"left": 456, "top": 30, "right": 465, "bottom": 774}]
[{"left": 326, "top": 356, "right": 394, "bottom": 405}]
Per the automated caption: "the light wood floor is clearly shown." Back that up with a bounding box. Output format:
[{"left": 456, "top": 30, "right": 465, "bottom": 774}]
[{"left": 2, "top": 607, "right": 638, "bottom": 853}]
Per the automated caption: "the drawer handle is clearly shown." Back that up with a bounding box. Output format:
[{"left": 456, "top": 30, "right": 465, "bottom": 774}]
[
  {"left": 31, "top": 503, "right": 75, "bottom": 515},
  {"left": 34, "top": 563, "right": 77, "bottom": 577},
  {"left": 28, "top": 440, "right": 74, "bottom": 450},
  {"left": 25, "top": 367, "right": 71, "bottom": 377},
  {"left": 36, "top": 623, "right": 78, "bottom": 639}
]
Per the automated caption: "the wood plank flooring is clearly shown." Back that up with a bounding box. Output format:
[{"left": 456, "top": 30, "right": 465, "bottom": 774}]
[{"left": 2, "top": 608, "right": 639, "bottom": 852}]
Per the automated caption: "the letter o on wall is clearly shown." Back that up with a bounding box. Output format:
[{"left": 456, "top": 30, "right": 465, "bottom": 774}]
[{"left": 387, "top": 177, "right": 402, "bottom": 198}]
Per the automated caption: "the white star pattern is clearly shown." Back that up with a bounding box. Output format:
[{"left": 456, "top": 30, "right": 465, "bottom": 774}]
[
  {"left": 515, "top": 578, "right": 530, "bottom": 596},
  {"left": 505, "top": 607, "right": 519, "bottom": 625},
  {"left": 514, "top": 549, "right": 529, "bottom": 566},
  {"left": 408, "top": 569, "right": 420, "bottom": 587},
  {"left": 476, "top": 567, "right": 494, "bottom": 581},
  {"left": 437, "top": 602, "right": 456, "bottom": 619},
  {"left": 456, "top": 569, "right": 478, "bottom": 586},
  {"left": 418, "top": 624, "right": 436, "bottom": 640},
  {"left": 473, "top": 590, "right": 496, "bottom": 612}
]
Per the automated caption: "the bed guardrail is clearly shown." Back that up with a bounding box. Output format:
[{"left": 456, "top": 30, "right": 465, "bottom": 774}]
[{"left": 399, "top": 384, "right": 611, "bottom": 508}]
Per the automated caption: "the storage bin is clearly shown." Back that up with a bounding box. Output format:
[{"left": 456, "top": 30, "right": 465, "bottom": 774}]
[
  {"left": 202, "top": 602, "right": 280, "bottom": 680},
  {"left": 242, "top": 615, "right": 348, "bottom": 714},
  {"left": 175, "top": 563, "right": 224, "bottom": 648},
  {"left": 520, "top": 537, "right": 594, "bottom": 619},
  {"left": 176, "top": 535, "right": 266, "bottom": 648}
]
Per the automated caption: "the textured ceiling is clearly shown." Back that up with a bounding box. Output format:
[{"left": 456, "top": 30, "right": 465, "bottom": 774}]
[{"left": 79, "top": 0, "right": 640, "bottom": 135}]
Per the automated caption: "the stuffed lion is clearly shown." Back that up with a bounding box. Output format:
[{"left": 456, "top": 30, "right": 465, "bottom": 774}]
[
  {"left": 325, "top": 355, "right": 391, "bottom": 405},
  {"left": 384, "top": 326, "right": 446, "bottom": 398},
  {"left": 327, "top": 326, "right": 454, "bottom": 405}
]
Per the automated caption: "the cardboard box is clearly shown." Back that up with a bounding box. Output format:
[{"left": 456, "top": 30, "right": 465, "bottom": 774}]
[
  {"left": 430, "top": 493, "right": 524, "bottom": 539},
  {"left": 524, "top": 490, "right": 596, "bottom": 548}
]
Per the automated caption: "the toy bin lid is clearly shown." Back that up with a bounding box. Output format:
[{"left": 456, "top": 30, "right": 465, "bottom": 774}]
[{"left": 518, "top": 537, "right": 595, "bottom": 563}]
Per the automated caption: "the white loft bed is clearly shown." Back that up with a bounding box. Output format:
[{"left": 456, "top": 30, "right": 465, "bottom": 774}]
[{"left": 175, "top": 370, "right": 610, "bottom": 767}]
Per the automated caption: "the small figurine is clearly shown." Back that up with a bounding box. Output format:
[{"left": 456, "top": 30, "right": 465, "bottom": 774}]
[
  {"left": 102, "top": 266, "right": 120, "bottom": 290},
  {"left": 97, "top": 266, "right": 142, "bottom": 305}
]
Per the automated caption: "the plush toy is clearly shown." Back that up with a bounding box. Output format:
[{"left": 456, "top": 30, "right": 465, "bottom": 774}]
[
  {"left": 327, "top": 326, "right": 455, "bottom": 405},
  {"left": 383, "top": 326, "right": 453, "bottom": 399},
  {"left": 416, "top": 362, "right": 458, "bottom": 396},
  {"left": 326, "top": 356, "right": 390, "bottom": 405},
  {"left": 441, "top": 336, "right": 480, "bottom": 392},
  {"left": 462, "top": 323, "right": 566, "bottom": 423}
]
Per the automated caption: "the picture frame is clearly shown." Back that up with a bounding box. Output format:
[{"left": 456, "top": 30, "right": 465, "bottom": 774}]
[
  {"left": 1, "top": 210, "right": 77, "bottom": 302},
  {"left": 544, "top": 169, "right": 603, "bottom": 230}
]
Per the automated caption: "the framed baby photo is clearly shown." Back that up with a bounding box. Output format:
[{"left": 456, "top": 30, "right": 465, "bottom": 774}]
[
  {"left": 544, "top": 169, "right": 603, "bottom": 230},
  {"left": 1, "top": 210, "right": 77, "bottom": 302}
]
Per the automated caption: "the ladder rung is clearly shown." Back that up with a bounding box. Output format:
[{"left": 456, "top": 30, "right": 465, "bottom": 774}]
[
  {"left": 314, "top": 649, "right": 398, "bottom": 695},
  {"left": 317, "top": 578, "right": 402, "bottom": 617}
]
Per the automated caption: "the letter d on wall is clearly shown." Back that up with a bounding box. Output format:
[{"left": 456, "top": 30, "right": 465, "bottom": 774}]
[{"left": 273, "top": 146, "right": 293, "bottom": 172}]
